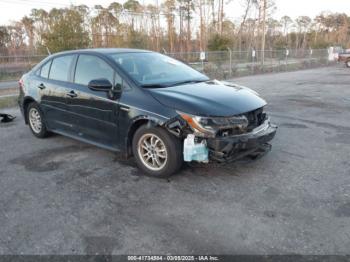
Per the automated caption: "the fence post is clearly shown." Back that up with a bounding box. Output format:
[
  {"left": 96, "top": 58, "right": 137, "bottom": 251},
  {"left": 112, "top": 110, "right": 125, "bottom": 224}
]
[
  {"left": 200, "top": 51, "right": 205, "bottom": 72},
  {"left": 270, "top": 48, "right": 273, "bottom": 72},
  {"left": 252, "top": 49, "right": 256, "bottom": 74},
  {"left": 309, "top": 48, "right": 313, "bottom": 67},
  {"left": 227, "top": 47, "right": 232, "bottom": 77}
]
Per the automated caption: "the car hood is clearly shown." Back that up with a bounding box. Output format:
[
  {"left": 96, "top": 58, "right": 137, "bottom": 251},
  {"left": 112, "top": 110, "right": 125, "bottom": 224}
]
[{"left": 147, "top": 80, "right": 266, "bottom": 117}]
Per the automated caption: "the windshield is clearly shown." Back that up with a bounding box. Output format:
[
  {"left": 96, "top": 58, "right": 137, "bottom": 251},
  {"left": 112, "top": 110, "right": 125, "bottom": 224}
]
[{"left": 108, "top": 52, "right": 209, "bottom": 87}]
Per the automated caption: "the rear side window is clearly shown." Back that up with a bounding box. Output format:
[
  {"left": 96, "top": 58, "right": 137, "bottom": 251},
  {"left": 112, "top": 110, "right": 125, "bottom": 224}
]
[
  {"left": 74, "top": 55, "right": 114, "bottom": 86},
  {"left": 49, "top": 55, "right": 74, "bottom": 82},
  {"left": 40, "top": 61, "right": 51, "bottom": 78}
]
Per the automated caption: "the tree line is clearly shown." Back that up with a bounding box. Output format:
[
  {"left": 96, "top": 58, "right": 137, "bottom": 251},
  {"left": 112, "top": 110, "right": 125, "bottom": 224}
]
[{"left": 0, "top": 0, "right": 349, "bottom": 55}]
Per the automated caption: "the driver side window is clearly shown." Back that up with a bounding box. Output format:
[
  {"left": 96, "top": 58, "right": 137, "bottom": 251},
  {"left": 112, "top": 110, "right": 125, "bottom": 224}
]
[{"left": 74, "top": 55, "right": 114, "bottom": 86}]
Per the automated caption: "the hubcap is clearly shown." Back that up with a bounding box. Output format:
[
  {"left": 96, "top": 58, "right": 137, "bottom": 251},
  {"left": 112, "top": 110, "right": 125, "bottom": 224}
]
[
  {"left": 29, "top": 108, "right": 42, "bottom": 134},
  {"left": 137, "top": 133, "right": 167, "bottom": 171}
]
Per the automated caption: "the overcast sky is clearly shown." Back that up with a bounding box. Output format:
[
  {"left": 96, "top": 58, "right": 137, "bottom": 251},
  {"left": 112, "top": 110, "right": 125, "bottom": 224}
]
[{"left": 0, "top": 0, "right": 349, "bottom": 25}]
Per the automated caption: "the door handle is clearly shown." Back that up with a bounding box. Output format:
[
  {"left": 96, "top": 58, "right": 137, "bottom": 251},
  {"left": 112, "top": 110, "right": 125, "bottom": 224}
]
[
  {"left": 38, "top": 83, "right": 46, "bottom": 90},
  {"left": 66, "top": 90, "right": 78, "bottom": 98},
  {"left": 120, "top": 106, "right": 130, "bottom": 112}
]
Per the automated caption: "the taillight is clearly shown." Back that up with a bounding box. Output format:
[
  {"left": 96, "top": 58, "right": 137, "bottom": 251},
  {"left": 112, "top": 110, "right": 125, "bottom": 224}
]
[{"left": 19, "top": 78, "right": 24, "bottom": 91}]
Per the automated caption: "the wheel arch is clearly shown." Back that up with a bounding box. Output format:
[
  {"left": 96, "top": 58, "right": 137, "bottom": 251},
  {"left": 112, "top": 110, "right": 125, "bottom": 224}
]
[
  {"left": 23, "top": 96, "right": 36, "bottom": 124},
  {"left": 126, "top": 116, "right": 165, "bottom": 158}
]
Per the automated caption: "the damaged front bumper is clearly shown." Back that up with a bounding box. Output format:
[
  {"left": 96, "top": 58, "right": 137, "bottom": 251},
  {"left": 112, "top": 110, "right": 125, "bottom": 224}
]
[{"left": 206, "top": 119, "right": 277, "bottom": 162}]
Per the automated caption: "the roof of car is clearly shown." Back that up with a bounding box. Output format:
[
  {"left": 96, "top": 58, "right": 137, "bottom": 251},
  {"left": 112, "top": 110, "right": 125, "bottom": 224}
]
[{"left": 52, "top": 48, "right": 152, "bottom": 56}]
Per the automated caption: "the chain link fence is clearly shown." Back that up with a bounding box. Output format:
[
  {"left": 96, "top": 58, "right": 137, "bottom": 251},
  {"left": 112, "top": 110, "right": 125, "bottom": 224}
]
[
  {"left": 0, "top": 48, "right": 334, "bottom": 81},
  {"left": 0, "top": 54, "right": 46, "bottom": 81},
  {"left": 167, "top": 48, "right": 333, "bottom": 79}
]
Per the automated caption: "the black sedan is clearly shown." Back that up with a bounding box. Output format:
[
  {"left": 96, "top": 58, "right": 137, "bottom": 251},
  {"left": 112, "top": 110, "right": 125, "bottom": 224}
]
[{"left": 18, "top": 48, "right": 277, "bottom": 177}]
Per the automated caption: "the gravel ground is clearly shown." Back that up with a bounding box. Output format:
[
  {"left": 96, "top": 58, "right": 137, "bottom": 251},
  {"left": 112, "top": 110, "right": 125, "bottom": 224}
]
[{"left": 0, "top": 65, "right": 349, "bottom": 255}]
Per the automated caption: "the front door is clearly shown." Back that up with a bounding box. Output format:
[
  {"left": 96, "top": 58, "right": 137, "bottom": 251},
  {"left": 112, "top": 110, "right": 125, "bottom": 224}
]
[{"left": 66, "top": 54, "right": 120, "bottom": 149}]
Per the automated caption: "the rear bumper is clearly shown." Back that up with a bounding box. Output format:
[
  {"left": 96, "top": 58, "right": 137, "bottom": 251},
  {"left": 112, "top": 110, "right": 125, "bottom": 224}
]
[{"left": 207, "top": 119, "right": 277, "bottom": 162}]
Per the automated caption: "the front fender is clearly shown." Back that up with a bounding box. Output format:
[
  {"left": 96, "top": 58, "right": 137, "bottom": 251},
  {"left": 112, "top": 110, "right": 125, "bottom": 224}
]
[{"left": 125, "top": 115, "right": 167, "bottom": 157}]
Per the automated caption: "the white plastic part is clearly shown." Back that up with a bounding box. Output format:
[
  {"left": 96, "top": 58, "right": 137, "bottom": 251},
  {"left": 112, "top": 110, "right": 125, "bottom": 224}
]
[{"left": 183, "top": 134, "right": 209, "bottom": 163}]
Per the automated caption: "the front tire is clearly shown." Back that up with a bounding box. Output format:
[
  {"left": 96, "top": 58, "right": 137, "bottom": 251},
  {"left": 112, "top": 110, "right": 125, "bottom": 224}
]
[
  {"left": 27, "top": 102, "right": 50, "bottom": 138},
  {"left": 132, "top": 125, "right": 183, "bottom": 177}
]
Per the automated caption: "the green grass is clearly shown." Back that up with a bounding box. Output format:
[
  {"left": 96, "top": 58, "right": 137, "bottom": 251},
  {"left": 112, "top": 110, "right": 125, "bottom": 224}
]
[{"left": 0, "top": 95, "right": 18, "bottom": 109}]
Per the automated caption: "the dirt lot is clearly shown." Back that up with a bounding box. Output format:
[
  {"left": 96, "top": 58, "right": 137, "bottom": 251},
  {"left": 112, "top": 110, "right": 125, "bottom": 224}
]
[{"left": 0, "top": 66, "right": 349, "bottom": 255}]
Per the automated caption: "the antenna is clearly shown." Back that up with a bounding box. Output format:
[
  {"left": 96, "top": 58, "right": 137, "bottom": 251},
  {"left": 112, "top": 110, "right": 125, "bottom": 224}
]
[{"left": 45, "top": 46, "right": 51, "bottom": 55}]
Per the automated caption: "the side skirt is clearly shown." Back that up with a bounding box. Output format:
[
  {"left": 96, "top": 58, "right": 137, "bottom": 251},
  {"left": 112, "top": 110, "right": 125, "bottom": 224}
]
[{"left": 50, "top": 129, "right": 121, "bottom": 153}]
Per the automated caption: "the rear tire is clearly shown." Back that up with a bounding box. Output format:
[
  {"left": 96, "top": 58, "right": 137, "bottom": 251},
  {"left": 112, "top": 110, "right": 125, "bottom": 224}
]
[
  {"left": 27, "top": 102, "right": 50, "bottom": 138},
  {"left": 346, "top": 60, "right": 350, "bottom": 68},
  {"left": 132, "top": 125, "right": 183, "bottom": 178}
]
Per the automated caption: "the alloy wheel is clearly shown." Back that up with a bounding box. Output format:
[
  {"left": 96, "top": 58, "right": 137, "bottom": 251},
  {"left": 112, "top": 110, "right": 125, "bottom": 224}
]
[
  {"left": 29, "top": 108, "right": 42, "bottom": 134},
  {"left": 137, "top": 133, "right": 168, "bottom": 171}
]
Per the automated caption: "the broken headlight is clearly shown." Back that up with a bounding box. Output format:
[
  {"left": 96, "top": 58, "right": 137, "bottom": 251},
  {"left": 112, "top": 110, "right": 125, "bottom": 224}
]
[{"left": 178, "top": 111, "right": 249, "bottom": 137}]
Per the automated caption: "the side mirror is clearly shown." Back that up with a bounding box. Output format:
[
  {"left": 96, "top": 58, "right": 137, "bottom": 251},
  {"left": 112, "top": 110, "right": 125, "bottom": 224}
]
[
  {"left": 88, "top": 78, "right": 113, "bottom": 92},
  {"left": 113, "top": 83, "right": 122, "bottom": 92},
  {"left": 108, "top": 83, "right": 122, "bottom": 99}
]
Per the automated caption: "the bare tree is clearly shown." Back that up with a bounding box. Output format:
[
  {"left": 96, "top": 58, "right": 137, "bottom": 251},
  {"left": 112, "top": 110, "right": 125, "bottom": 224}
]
[
  {"left": 162, "top": 0, "right": 176, "bottom": 52},
  {"left": 260, "top": 0, "right": 267, "bottom": 64},
  {"left": 21, "top": 16, "right": 34, "bottom": 49},
  {"left": 295, "top": 16, "right": 311, "bottom": 49},
  {"left": 280, "top": 15, "right": 293, "bottom": 46},
  {"left": 237, "top": 0, "right": 252, "bottom": 51}
]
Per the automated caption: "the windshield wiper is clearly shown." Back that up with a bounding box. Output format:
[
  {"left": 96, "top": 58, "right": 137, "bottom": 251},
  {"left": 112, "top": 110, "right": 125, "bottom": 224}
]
[
  {"left": 167, "top": 79, "right": 208, "bottom": 87},
  {"left": 141, "top": 79, "right": 208, "bottom": 88},
  {"left": 141, "top": 83, "right": 168, "bottom": 88}
]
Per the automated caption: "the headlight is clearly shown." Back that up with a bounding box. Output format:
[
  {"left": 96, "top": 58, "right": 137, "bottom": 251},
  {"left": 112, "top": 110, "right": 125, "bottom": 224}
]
[{"left": 178, "top": 111, "right": 249, "bottom": 137}]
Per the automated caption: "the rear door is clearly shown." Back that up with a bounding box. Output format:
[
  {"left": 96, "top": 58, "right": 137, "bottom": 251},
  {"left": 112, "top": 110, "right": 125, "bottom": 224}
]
[
  {"left": 66, "top": 54, "right": 120, "bottom": 149},
  {"left": 39, "top": 54, "right": 76, "bottom": 134}
]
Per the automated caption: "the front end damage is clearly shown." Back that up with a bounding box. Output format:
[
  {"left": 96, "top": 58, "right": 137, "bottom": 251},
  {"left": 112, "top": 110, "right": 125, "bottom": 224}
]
[
  {"left": 207, "top": 118, "right": 277, "bottom": 162},
  {"left": 165, "top": 107, "right": 277, "bottom": 163}
]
